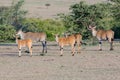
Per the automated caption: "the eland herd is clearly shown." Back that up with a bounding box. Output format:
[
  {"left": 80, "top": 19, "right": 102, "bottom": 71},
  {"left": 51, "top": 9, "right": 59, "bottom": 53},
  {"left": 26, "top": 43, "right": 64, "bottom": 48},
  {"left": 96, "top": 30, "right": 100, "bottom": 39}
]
[{"left": 15, "top": 25, "right": 114, "bottom": 57}]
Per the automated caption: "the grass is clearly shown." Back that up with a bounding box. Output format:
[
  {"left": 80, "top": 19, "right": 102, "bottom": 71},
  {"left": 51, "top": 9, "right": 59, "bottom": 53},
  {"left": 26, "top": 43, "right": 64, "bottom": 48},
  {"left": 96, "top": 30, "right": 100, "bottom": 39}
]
[{"left": 0, "top": 0, "right": 107, "bottom": 19}]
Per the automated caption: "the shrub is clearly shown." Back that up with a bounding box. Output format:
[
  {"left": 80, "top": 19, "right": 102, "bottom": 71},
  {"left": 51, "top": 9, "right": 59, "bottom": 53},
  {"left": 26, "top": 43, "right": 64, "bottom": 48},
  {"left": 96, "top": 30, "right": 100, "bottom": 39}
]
[
  {"left": 21, "top": 18, "right": 66, "bottom": 41},
  {"left": 0, "top": 25, "right": 16, "bottom": 42}
]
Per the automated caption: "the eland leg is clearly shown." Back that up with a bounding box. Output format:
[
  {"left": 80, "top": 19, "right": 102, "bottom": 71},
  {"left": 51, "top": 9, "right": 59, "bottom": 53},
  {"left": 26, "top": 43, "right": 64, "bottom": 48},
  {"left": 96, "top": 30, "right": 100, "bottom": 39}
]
[
  {"left": 42, "top": 41, "right": 47, "bottom": 53},
  {"left": 77, "top": 42, "right": 81, "bottom": 53},
  {"left": 60, "top": 46, "right": 63, "bottom": 56},
  {"left": 42, "top": 42, "right": 45, "bottom": 53},
  {"left": 44, "top": 41, "right": 47, "bottom": 53},
  {"left": 98, "top": 40, "right": 102, "bottom": 51},
  {"left": 109, "top": 38, "right": 114, "bottom": 51},
  {"left": 71, "top": 46, "right": 75, "bottom": 56},
  {"left": 28, "top": 46, "right": 32, "bottom": 57},
  {"left": 25, "top": 48, "right": 30, "bottom": 53},
  {"left": 19, "top": 49, "right": 21, "bottom": 57}
]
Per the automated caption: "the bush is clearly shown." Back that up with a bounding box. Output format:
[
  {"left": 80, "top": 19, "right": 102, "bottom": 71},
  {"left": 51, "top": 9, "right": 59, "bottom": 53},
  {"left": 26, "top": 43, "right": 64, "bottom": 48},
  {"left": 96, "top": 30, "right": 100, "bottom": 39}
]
[
  {"left": 21, "top": 18, "right": 66, "bottom": 41},
  {"left": 0, "top": 25, "right": 16, "bottom": 42}
]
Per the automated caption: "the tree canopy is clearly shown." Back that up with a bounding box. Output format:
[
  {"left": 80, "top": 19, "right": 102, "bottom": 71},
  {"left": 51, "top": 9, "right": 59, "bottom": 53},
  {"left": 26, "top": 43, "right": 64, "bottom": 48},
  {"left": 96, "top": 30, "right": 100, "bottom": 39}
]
[{"left": 59, "top": 1, "right": 120, "bottom": 39}]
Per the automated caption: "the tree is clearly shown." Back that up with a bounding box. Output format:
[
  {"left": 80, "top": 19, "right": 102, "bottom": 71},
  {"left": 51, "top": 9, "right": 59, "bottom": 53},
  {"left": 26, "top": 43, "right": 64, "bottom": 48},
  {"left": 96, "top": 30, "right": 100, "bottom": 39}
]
[
  {"left": 11, "top": 0, "right": 27, "bottom": 29},
  {"left": 0, "top": 0, "right": 27, "bottom": 28},
  {"left": 0, "top": 25, "right": 16, "bottom": 42},
  {"left": 110, "top": 0, "right": 120, "bottom": 39},
  {"left": 0, "top": 0, "right": 27, "bottom": 42},
  {"left": 110, "top": 0, "right": 120, "bottom": 21},
  {"left": 0, "top": 6, "right": 9, "bottom": 25},
  {"left": 58, "top": 1, "right": 115, "bottom": 39}
]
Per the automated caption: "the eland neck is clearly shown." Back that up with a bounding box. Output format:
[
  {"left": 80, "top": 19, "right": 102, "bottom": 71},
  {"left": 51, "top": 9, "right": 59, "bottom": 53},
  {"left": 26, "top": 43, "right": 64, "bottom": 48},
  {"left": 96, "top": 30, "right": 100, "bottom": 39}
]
[
  {"left": 55, "top": 35, "right": 59, "bottom": 43},
  {"left": 20, "top": 32, "right": 25, "bottom": 39},
  {"left": 91, "top": 29, "right": 97, "bottom": 37},
  {"left": 17, "top": 30, "right": 25, "bottom": 39},
  {"left": 15, "top": 36, "right": 19, "bottom": 44}
]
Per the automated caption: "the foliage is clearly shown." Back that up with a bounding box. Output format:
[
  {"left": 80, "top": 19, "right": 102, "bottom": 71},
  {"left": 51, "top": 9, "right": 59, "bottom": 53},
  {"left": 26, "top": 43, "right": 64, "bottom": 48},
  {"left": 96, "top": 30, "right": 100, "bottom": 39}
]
[
  {"left": 58, "top": 1, "right": 119, "bottom": 39},
  {"left": 110, "top": 0, "right": 120, "bottom": 21},
  {"left": 0, "top": 25, "right": 16, "bottom": 42},
  {"left": 0, "top": 0, "right": 27, "bottom": 42},
  {"left": 0, "top": 6, "right": 9, "bottom": 25},
  {"left": 0, "top": 0, "right": 120, "bottom": 42},
  {"left": 0, "top": 0, "right": 27, "bottom": 27},
  {"left": 110, "top": 0, "right": 120, "bottom": 39},
  {"left": 21, "top": 18, "right": 66, "bottom": 41},
  {"left": 11, "top": 0, "right": 27, "bottom": 27}
]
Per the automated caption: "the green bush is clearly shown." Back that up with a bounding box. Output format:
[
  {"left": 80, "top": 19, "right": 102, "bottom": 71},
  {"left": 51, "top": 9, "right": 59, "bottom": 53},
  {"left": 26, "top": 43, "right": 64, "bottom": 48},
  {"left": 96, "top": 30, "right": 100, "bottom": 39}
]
[
  {"left": 21, "top": 18, "right": 66, "bottom": 41},
  {"left": 0, "top": 25, "right": 16, "bottom": 42}
]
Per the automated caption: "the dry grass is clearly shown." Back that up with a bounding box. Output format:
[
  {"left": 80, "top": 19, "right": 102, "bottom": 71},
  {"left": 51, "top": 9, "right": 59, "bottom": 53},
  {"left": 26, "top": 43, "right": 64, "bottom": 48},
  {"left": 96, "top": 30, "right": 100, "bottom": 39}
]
[{"left": 0, "top": 0, "right": 107, "bottom": 19}]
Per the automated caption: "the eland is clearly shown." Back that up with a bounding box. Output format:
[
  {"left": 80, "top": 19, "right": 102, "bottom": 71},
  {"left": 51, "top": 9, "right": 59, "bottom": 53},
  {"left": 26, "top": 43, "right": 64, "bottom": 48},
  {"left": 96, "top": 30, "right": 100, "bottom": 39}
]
[
  {"left": 16, "top": 29, "right": 47, "bottom": 53},
  {"left": 15, "top": 35, "right": 32, "bottom": 57},
  {"left": 55, "top": 33, "right": 82, "bottom": 56},
  {"left": 55, "top": 34, "right": 76, "bottom": 56},
  {"left": 88, "top": 25, "right": 114, "bottom": 51}
]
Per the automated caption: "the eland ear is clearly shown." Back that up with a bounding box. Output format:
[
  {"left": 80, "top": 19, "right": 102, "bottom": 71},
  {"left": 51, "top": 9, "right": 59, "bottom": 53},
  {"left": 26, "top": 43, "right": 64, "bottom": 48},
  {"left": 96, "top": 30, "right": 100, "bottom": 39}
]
[
  {"left": 87, "top": 25, "right": 92, "bottom": 30},
  {"left": 17, "top": 28, "right": 24, "bottom": 34},
  {"left": 89, "top": 25, "right": 92, "bottom": 28},
  {"left": 19, "top": 28, "right": 23, "bottom": 32},
  {"left": 93, "top": 26, "right": 96, "bottom": 29},
  {"left": 55, "top": 33, "right": 60, "bottom": 37},
  {"left": 13, "top": 34, "right": 15, "bottom": 38},
  {"left": 58, "top": 34, "right": 60, "bottom": 37},
  {"left": 18, "top": 27, "right": 23, "bottom": 32},
  {"left": 51, "top": 33, "right": 56, "bottom": 37}
]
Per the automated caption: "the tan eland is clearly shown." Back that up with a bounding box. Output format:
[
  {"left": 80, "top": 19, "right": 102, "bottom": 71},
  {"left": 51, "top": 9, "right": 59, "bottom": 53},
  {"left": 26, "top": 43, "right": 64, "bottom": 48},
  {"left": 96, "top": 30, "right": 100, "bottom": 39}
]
[
  {"left": 15, "top": 35, "right": 32, "bottom": 57},
  {"left": 88, "top": 25, "right": 114, "bottom": 51},
  {"left": 16, "top": 29, "right": 47, "bottom": 53},
  {"left": 55, "top": 33, "right": 82, "bottom": 56}
]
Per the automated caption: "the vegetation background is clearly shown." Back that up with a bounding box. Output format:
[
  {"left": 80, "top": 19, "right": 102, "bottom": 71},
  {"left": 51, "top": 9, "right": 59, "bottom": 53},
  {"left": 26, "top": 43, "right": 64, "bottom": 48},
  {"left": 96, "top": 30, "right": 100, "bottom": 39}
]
[{"left": 0, "top": 0, "right": 120, "bottom": 42}]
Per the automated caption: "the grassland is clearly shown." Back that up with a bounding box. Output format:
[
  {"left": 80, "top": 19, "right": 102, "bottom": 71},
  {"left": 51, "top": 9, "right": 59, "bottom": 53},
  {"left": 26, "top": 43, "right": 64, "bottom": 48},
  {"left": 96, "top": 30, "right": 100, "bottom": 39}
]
[{"left": 0, "top": 0, "right": 107, "bottom": 19}]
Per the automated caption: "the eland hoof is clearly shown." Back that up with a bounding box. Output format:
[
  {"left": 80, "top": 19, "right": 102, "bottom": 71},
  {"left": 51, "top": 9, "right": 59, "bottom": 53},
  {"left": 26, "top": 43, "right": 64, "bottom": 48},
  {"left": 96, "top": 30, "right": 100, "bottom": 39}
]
[
  {"left": 60, "top": 55, "right": 63, "bottom": 56},
  {"left": 19, "top": 56, "right": 21, "bottom": 57},
  {"left": 110, "top": 48, "right": 113, "bottom": 51},
  {"left": 99, "top": 49, "right": 102, "bottom": 51},
  {"left": 72, "top": 54, "right": 74, "bottom": 56},
  {"left": 77, "top": 52, "right": 81, "bottom": 54}
]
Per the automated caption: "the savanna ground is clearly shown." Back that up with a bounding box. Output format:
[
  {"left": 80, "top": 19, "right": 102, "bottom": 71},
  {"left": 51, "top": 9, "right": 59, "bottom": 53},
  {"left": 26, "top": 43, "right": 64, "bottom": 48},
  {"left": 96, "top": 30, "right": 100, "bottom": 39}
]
[{"left": 0, "top": 41, "right": 120, "bottom": 80}]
